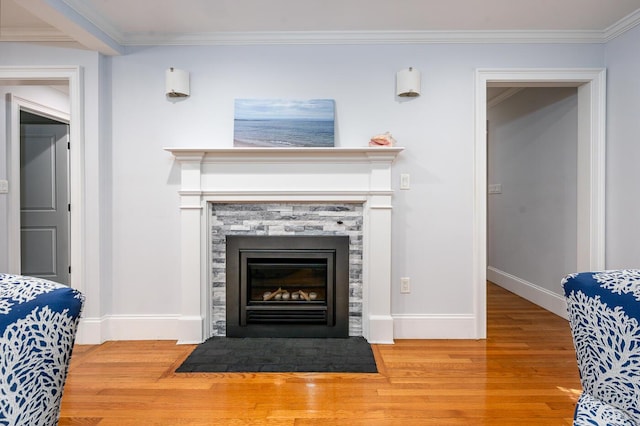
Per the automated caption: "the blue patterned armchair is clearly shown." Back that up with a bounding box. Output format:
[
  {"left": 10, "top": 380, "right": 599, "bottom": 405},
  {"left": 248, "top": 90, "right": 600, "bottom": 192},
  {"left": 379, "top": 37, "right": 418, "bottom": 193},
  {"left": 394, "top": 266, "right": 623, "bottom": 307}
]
[
  {"left": 0, "top": 273, "right": 85, "bottom": 426},
  {"left": 562, "top": 270, "right": 640, "bottom": 425}
]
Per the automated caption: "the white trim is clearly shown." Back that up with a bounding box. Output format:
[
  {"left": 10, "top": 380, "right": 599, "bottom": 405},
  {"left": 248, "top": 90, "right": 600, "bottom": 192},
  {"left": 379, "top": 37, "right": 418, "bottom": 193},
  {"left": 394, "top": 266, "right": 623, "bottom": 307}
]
[
  {"left": 393, "top": 314, "right": 477, "bottom": 339},
  {"left": 576, "top": 80, "right": 608, "bottom": 271},
  {"left": 59, "top": 0, "right": 127, "bottom": 44},
  {"left": 604, "top": 8, "right": 640, "bottom": 41},
  {"left": 75, "top": 317, "right": 102, "bottom": 345},
  {"left": 10, "top": 96, "right": 70, "bottom": 123},
  {"left": 123, "top": 29, "right": 609, "bottom": 46},
  {"left": 474, "top": 77, "right": 489, "bottom": 340},
  {"left": 16, "top": 0, "right": 123, "bottom": 55},
  {"left": 474, "top": 68, "right": 606, "bottom": 339},
  {"left": 0, "top": 27, "right": 75, "bottom": 43},
  {"left": 487, "top": 267, "right": 568, "bottom": 320},
  {"left": 79, "top": 311, "right": 445, "bottom": 344},
  {"left": 165, "top": 146, "right": 404, "bottom": 161},
  {"left": 10, "top": 3, "right": 640, "bottom": 48},
  {"left": 1, "top": 66, "right": 86, "bottom": 296},
  {"left": 368, "top": 315, "right": 395, "bottom": 344},
  {"left": 189, "top": 191, "right": 392, "bottom": 199},
  {"left": 1, "top": 27, "right": 630, "bottom": 48},
  {"left": 78, "top": 315, "right": 182, "bottom": 342},
  {"left": 76, "top": 315, "right": 200, "bottom": 343},
  {"left": 166, "top": 147, "right": 402, "bottom": 344}
]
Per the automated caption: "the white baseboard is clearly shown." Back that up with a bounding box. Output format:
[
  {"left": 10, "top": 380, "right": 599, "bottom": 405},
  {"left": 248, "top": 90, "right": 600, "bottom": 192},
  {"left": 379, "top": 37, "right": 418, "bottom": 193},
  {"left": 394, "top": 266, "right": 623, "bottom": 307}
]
[
  {"left": 76, "top": 317, "right": 103, "bottom": 344},
  {"left": 367, "top": 314, "right": 395, "bottom": 344},
  {"left": 392, "top": 314, "right": 477, "bottom": 339},
  {"left": 487, "top": 267, "right": 568, "bottom": 320},
  {"left": 76, "top": 314, "right": 183, "bottom": 344},
  {"left": 176, "top": 316, "right": 206, "bottom": 344},
  {"left": 76, "top": 312, "right": 484, "bottom": 344}
]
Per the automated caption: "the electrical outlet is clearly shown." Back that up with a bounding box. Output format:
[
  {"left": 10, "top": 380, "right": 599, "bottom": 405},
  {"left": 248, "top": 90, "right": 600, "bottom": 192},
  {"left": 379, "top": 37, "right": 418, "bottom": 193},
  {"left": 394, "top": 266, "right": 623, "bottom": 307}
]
[
  {"left": 0, "top": 180, "right": 8, "bottom": 194},
  {"left": 400, "top": 277, "right": 410, "bottom": 293}
]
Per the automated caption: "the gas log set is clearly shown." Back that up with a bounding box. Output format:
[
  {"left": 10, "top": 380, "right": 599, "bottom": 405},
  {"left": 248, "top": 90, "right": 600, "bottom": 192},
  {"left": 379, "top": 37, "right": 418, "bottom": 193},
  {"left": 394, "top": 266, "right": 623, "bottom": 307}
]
[{"left": 261, "top": 288, "right": 319, "bottom": 302}]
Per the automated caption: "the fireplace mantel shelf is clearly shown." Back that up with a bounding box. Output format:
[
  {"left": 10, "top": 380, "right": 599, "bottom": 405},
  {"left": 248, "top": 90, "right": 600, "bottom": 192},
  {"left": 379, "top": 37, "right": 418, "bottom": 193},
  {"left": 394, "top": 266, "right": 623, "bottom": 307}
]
[{"left": 165, "top": 146, "right": 404, "bottom": 162}]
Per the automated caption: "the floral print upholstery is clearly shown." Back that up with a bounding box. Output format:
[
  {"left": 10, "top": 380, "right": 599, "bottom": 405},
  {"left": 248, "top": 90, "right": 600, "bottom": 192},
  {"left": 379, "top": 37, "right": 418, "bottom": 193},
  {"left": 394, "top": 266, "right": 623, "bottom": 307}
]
[
  {"left": 0, "top": 273, "right": 84, "bottom": 426},
  {"left": 562, "top": 270, "right": 640, "bottom": 425}
]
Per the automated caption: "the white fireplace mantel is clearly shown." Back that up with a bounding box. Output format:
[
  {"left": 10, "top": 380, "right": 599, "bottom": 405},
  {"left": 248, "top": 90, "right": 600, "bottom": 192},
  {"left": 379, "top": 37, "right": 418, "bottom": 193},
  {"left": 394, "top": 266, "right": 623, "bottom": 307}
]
[{"left": 165, "top": 146, "right": 403, "bottom": 344}]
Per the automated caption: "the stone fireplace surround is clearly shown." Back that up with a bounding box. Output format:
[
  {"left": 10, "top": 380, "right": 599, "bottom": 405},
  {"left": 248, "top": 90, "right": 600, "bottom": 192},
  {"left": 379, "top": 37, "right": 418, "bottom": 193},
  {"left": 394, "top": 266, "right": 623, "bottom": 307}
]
[
  {"left": 166, "top": 147, "right": 403, "bottom": 344},
  {"left": 211, "top": 203, "right": 363, "bottom": 337}
]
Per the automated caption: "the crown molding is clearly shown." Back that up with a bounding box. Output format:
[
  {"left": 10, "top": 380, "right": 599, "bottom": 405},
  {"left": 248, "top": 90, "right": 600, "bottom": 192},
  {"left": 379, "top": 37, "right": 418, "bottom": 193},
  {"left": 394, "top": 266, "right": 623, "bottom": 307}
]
[
  {"left": 15, "top": 2, "right": 640, "bottom": 48},
  {"left": 604, "top": 8, "right": 640, "bottom": 41},
  {"left": 56, "top": 0, "right": 628, "bottom": 46},
  {"left": 0, "top": 27, "right": 75, "bottom": 42},
  {"left": 122, "top": 29, "right": 608, "bottom": 46},
  {"left": 17, "top": 0, "right": 123, "bottom": 55},
  {"left": 61, "top": 0, "right": 126, "bottom": 43}
]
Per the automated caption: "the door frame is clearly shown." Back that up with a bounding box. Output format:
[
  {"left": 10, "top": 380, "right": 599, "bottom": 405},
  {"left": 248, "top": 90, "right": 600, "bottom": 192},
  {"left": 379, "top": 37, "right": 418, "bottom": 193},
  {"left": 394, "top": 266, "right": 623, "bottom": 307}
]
[
  {"left": 3, "top": 66, "right": 84, "bottom": 294},
  {"left": 474, "top": 68, "right": 606, "bottom": 338},
  {"left": 15, "top": 100, "right": 70, "bottom": 283}
]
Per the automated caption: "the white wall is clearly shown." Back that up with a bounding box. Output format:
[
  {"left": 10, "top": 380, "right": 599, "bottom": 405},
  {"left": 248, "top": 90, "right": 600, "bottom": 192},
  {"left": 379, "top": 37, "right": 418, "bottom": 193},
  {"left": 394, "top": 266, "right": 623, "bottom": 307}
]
[
  {"left": 605, "top": 25, "right": 640, "bottom": 268},
  {"left": 106, "top": 43, "right": 603, "bottom": 339},
  {"left": 487, "top": 87, "right": 578, "bottom": 315},
  {"left": 0, "top": 40, "right": 607, "bottom": 341}
]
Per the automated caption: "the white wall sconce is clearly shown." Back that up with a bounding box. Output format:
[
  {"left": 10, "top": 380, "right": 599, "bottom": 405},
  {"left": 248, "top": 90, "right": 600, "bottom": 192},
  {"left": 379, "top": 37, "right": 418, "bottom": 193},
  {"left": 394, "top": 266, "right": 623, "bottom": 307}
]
[
  {"left": 166, "top": 67, "right": 190, "bottom": 98},
  {"left": 396, "top": 67, "right": 421, "bottom": 98}
]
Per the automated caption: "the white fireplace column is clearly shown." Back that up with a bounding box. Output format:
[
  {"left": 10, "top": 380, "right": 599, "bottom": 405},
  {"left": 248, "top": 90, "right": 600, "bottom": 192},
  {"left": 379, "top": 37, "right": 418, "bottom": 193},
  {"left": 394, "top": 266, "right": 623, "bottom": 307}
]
[
  {"left": 364, "top": 151, "right": 398, "bottom": 343},
  {"left": 176, "top": 152, "right": 206, "bottom": 344},
  {"left": 166, "top": 147, "right": 403, "bottom": 344}
]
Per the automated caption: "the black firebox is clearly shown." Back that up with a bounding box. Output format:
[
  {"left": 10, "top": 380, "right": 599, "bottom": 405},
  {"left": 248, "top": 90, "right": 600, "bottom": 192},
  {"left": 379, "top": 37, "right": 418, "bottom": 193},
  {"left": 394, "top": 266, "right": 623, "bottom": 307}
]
[{"left": 225, "top": 235, "right": 349, "bottom": 338}]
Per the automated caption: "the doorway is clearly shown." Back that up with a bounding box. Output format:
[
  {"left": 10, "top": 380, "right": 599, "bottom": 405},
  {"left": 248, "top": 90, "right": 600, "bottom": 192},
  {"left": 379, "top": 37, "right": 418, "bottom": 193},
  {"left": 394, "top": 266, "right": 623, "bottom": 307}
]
[
  {"left": 486, "top": 87, "right": 578, "bottom": 317},
  {"left": 20, "top": 111, "right": 70, "bottom": 285},
  {"left": 474, "top": 69, "right": 606, "bottom": 338},
  {"left": 1, "top": 67, "right": 82, "bottom": 297}
]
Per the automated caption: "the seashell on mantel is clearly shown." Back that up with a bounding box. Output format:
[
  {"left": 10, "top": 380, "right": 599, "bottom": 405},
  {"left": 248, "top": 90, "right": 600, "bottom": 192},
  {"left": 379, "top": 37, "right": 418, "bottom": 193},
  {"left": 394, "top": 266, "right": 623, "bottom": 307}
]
[{"left": 369, "top": 131, "right": 396, "bottom": 147}]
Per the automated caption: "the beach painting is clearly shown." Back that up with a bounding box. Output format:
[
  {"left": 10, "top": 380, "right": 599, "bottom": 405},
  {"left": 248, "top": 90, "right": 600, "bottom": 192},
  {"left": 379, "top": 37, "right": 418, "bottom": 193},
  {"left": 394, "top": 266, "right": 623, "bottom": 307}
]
[{"left": 234, "top": 99, "right": 335, "bottom": 148}]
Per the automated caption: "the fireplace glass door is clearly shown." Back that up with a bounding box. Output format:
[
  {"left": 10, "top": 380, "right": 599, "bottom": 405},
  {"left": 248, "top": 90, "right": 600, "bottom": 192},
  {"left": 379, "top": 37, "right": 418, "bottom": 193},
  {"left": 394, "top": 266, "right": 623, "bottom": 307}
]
[
  {"left": 241, "top": 251, "right": 334, "bottom": 326},
  {"left": 226, "top": 235, "right": 349, "bottom": 338},
  {"left": 248, "top": 258, "right": 327, "bottom": 305}
]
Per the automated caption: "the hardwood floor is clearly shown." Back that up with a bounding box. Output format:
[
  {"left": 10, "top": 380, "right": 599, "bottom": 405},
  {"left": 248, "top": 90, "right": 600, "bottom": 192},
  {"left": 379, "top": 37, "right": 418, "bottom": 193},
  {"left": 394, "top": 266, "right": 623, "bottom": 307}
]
[{"left": 59, "top": 283, "right": 581, "bottom": 425}]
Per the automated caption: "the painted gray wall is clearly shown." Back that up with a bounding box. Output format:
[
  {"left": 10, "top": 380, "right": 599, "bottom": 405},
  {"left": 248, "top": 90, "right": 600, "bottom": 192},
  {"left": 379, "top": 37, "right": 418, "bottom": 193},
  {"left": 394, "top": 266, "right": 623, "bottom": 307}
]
[
  {"left": 488, "top": 87, "right": 578, "bottom": 295},
  {"left": 605, "top": 24, "right": 640, "bottom": 269},
  {"left": 106, "top": 43, "right": 602, "bottom": 319},
  {"left": 0, "top": 39, "right": 613, "bottom": 340}
]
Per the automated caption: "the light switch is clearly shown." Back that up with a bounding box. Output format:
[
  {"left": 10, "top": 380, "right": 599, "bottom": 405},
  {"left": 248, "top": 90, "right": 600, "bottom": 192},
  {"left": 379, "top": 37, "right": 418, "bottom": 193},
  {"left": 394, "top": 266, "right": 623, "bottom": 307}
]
[
  {"left": 0, "top": 180, "right": 8, "bottom": 194},
  {"left": 488, "top": 184, "right": 502, "bottom": 194},
  {"left": 400, "top": 174, "right": 410, "bottom": 190}
]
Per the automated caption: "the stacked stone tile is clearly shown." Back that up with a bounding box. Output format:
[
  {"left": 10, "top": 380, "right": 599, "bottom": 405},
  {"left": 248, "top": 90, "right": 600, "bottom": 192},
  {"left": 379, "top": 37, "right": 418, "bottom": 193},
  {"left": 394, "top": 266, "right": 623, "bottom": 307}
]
[{"left": 211, "top": 203, "right": 364, "bottom": 336}]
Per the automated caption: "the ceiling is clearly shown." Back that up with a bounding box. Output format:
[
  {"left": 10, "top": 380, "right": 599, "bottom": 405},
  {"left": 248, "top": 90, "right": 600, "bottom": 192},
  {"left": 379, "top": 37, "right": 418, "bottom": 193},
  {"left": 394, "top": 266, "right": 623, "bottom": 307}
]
[{"left": 2, "top": 0, "right": 640, "bottom": 55}]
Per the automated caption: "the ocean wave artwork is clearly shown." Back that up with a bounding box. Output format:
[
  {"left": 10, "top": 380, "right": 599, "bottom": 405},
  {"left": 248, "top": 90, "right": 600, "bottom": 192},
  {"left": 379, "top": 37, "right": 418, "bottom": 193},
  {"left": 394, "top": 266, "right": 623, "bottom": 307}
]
[{"left": 234, "top": 99, "right": 335, "bottom": 148}]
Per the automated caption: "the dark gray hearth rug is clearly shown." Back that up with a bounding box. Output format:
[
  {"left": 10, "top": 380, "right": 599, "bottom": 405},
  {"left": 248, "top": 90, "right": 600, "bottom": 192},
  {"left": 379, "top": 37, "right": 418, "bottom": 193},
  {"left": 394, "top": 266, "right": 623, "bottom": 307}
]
[{"left": 175, "top": 337, "right": 378, "bottom": 373}]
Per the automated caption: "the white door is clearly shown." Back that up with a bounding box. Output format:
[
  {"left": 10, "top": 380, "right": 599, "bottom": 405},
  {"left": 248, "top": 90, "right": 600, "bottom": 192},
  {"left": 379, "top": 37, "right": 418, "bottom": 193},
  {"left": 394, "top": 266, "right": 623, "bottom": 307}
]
[{"left": 20, "top": 122, "right": 70, "bottom": 285}]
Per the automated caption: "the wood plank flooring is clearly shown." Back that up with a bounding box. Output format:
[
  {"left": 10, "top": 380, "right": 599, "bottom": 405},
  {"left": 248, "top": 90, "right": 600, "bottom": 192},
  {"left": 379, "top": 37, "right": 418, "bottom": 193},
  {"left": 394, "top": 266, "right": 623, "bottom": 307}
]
[{"left": 59, "top": 283, "right": 582, "bottom": 425}]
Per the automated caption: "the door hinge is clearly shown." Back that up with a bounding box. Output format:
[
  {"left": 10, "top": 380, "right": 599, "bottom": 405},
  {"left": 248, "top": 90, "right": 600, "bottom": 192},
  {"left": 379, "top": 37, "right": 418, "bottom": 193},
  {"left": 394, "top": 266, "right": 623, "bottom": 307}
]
[
  {"left": 68, "top": 204, "right": 71, "bottom": 212},
  {"left": 68, "top": 266, "right": 71, "bottom": 274}
]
